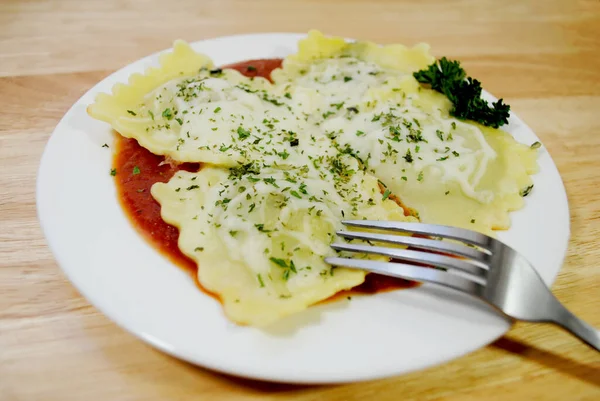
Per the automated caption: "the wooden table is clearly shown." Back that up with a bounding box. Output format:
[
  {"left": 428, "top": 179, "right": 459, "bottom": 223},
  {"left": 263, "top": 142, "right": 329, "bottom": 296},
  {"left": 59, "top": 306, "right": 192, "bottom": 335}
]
[{"left": 1, "top": 0, "right": 599, "bottom": 399}]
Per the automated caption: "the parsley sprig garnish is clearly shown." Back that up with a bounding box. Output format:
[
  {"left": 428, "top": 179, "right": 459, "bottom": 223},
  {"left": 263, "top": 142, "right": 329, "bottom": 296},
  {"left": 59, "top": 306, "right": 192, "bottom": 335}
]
[{"left": 413, "top": 57, "right": 510, "bottom": 128}]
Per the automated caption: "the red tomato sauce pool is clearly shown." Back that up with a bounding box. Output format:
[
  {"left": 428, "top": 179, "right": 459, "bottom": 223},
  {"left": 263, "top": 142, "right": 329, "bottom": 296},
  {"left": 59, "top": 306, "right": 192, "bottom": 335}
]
[{"left": 112, "top": 58, "right": 418, "bottom": 304}]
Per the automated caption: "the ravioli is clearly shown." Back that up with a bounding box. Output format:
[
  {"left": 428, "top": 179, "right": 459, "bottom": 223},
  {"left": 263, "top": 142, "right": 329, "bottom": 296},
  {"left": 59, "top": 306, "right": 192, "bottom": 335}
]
[
  {"left": 89, "top": 41, "right": 298, "bottom": 166},
  {"left": 272, "top": 31, "right": 538, "bottom": 234},
  {"left": 152, "top": 159, "right": 414, "bottom": 326}
]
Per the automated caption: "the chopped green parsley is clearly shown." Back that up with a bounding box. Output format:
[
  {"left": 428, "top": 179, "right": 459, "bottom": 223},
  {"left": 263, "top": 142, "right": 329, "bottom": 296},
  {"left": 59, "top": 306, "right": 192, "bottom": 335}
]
[
  {"left": 237, "top": 126, "right": 251, "bottom": 139},
  {"left": 162, "top": 108, "right": 173, "bottom": 120},
  {"left": 520, "top": 185, "right": 534, "bottom": 197}
]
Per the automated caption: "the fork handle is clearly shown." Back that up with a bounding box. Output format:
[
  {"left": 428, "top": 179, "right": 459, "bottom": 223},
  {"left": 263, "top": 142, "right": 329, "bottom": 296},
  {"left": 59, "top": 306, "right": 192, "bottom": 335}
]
[{"left": 552, "top": 303, "right": 600, "bottom": 351}]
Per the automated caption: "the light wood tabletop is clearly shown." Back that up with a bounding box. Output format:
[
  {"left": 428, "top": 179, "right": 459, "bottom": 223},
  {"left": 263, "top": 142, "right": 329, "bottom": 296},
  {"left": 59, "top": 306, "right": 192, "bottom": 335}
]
[{"left": 1, "top": 0, "right": 599, "bottom": 400}]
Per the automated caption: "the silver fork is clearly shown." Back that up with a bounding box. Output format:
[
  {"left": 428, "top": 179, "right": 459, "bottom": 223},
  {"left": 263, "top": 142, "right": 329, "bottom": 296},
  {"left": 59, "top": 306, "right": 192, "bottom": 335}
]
[{"left": 326, "top": 220, "right": 600, "bottom": 351}]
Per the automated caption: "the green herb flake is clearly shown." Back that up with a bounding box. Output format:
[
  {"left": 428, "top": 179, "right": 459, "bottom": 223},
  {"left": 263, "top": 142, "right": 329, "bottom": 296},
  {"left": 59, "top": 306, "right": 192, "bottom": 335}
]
[
  {"left": 257, "top": 274, "right": 265, "bottom": 288},
  {"left": 382, "top": 189, "right": 392, "bottom": 200},
  {"left": 269, "top": 257, "right": 288, "bottom": 268},
  {"left": 132, "top": 166, "right": 141, "bottom": 175},
  {"left": 237, "top": 126, "right": 251, "bottom": 139},
  {"left": 110, "top": 168, "right": 117, "bottom": 176},
  {"left": 255, "top": 223, "right": 271, "bottom": 232},
  {"left": 299, "top": 183, "right": 308, "bottom": 194},
  {"left": 520, "top": 184, "right": 534, "bottom": 197},
  {"left": 162, "top": 108, "right": 173, "bottom": 120},
  {"left": 530, "top": 141, "right": 542, "bottom": 149},
  {"left": 214, "top": 106, "right": 222, "bottom": 113},
  {"left": 126, "top": 110, "right": 137, "bottom": 116},
  {"left": 263, "top": 177, "right": 279, "bottom": 188},
  {"left": 356, "top": 130, "right": 365, "bottom": 137}
]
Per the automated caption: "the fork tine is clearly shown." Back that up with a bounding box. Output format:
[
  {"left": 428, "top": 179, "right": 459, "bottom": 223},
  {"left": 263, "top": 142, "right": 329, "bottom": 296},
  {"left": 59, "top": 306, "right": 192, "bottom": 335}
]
[
  {"left": 337, "top": 230, "right": 490, "bottom": 260},
  {"left": 331, "top": 243, "right": 488, "bottom": 278},
  {"left": 325, "top": 257, "right": 484, "bottom": 294},
  {"left": 342, "top": 220, "right": 492, "bottom": 250}
]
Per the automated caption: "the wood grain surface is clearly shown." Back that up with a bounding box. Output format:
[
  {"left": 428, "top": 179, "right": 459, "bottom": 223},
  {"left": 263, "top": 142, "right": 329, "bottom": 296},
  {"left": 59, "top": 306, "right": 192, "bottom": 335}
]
[{"left": 1, "top": 0, "right": 599, "bottom": 400}]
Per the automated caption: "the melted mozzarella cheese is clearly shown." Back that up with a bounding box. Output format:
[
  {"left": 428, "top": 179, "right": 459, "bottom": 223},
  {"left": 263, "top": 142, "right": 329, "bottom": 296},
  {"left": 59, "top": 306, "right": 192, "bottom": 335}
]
[
  {"left": 110, "top": 71, "right": 307, "bottom": 166},
  {"left": 282, "top": 58, "right": 396, "bottom": 108}
]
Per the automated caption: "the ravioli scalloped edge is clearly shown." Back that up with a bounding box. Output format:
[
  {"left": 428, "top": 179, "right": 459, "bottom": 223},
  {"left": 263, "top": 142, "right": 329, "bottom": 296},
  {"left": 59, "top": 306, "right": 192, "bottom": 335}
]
[
  {"left": 87, "top": 41, "right": 214, "bottom": 152},
  {"left": 272, "top": 30, "right": 436, "bottom": 83}
]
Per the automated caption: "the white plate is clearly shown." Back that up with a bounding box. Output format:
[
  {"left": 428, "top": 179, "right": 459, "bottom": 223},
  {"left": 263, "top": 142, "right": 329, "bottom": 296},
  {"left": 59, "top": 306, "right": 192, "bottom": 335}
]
[{"left": 37, "top": 33, "right": 570, "bottom": 384}]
